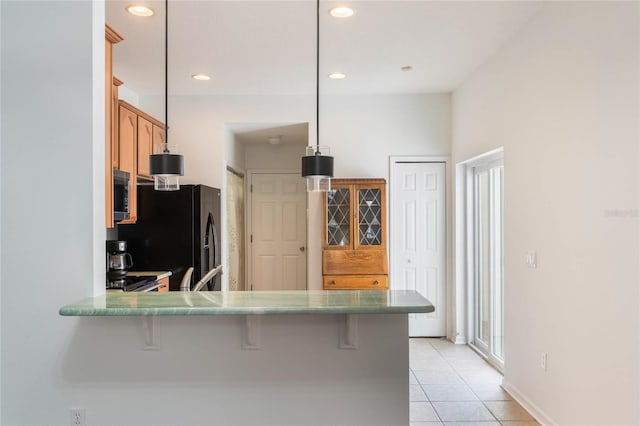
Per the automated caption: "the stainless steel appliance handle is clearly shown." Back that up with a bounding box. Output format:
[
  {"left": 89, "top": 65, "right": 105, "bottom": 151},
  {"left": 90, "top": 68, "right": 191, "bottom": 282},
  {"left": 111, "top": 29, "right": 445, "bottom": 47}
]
[{"left": 190, "top": 265, "right": 223, "bottom": 292}]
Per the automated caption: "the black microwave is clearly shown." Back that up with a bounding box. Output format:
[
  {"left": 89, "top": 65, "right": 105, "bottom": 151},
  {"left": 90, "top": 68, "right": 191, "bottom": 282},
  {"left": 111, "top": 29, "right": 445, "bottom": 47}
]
[{"left": 113, "top": 169, "right": 130, "bottom": 222}]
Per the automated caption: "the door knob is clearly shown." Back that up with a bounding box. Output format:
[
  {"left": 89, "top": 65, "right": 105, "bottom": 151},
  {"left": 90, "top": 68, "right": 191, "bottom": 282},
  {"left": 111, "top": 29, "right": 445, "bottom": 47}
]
[{"left": 299, "top": 246, "right": 305, "bottom": 252}]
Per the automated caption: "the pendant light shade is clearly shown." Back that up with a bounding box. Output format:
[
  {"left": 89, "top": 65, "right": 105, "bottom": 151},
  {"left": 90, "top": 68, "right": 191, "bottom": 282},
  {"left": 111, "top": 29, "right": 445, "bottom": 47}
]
[
  {"left": 302, "top": 0, "right": 334, "bottom": 192},
  {"left": 150, "top": 0, "right": 184, "bottom": 191},
  {"left": 150, "top": 150, "right": 184, "bottom": 191},
  {"left": 302, "top": 152, "right": 333, "bottom": 177},
  {"left": 302, "top": 146, "right": 333, "bottom": 192}
]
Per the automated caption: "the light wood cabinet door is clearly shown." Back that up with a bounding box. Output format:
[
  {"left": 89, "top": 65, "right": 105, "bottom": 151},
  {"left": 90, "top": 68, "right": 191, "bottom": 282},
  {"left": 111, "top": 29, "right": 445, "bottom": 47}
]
[
  {"left": 118, "top": 105, "right": 138, "bottom": 223},
  {"left": 119, "top": 105, "right": 137, "bottom": 174},
  {"left": 149, "top": 124, "right": 166, "bottom": 177},
  {"left": 105, "top": 37, "right": 114, "bottom": 229},
  {"left": 137, "top": 117, "right": 153, "bottom": 179},
  {"left": 111, "top": 80, "right": 121, "bottom": 170},
  {"left": 152, "top": 124, "right": 165, "bottom": 153}
]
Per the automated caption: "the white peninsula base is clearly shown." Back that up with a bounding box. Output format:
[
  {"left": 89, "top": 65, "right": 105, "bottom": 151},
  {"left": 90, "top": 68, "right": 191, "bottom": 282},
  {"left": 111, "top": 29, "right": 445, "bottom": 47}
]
[{"left": 62, "top": 313, "right": 409, "bottom": 425}]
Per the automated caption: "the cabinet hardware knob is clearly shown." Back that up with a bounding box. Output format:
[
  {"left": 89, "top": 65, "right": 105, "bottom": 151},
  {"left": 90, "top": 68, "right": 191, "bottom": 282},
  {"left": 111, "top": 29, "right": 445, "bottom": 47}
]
[
  {"left": 373, "top": 280, "right": 379, "bottom": 285},
  {"left": 299, "top": 246, "right": 305, "bottom": 252},
  {"left": 330, "top": 280, "right": 336, "bottom": 285}
]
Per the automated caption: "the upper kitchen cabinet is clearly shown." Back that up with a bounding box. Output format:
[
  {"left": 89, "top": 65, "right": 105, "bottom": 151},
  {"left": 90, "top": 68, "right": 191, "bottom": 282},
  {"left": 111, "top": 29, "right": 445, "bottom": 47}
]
[
  {"left": 322, "top": 179, "right": 388, "bottom": 290},
  {"left": 105, "top": 25, "right": 123, "bottom": 228},
  {"left": 117, "top": 102, "right": 138, "bottom": 224},
  {"left": 116, "top": 100, "right": 166, "bottom": 224},
  {"left": 137, "top": 115, "right": 165, "bottom": 180}
]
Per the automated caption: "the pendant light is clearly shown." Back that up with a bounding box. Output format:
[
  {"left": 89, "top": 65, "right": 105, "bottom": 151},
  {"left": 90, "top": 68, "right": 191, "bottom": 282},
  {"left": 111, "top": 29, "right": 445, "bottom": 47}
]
[
  {"left": 301, "top": 0, "right": 334, "bottom": 192},
  {"left": 150, "top": 0, "right": 184, "bottom": 191}
]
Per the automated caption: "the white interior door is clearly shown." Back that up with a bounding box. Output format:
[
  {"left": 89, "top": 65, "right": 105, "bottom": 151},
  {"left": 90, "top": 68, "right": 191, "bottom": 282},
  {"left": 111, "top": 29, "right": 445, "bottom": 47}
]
[
  {"left": 250, "top": 173, "right": 307, "bottom": 291},
  {"left": 391, "top": 162, "right": 446, "bottom": 336}
]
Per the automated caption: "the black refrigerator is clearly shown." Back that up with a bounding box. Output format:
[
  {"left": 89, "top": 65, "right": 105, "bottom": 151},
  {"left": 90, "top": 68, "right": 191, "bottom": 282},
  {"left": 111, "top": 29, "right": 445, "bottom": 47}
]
[{"left": 118, "top": 184, "right": 222, "bottom": 291}]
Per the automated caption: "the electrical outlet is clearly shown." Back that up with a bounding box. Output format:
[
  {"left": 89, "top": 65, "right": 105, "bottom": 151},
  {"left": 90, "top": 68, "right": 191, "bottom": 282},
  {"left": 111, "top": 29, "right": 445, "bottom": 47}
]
[
  {"left": 541, "top": 352, "right": 547, "bottom": 371},
  {"left": 70, "top": 408, "right": 85, "bottom": 426}
]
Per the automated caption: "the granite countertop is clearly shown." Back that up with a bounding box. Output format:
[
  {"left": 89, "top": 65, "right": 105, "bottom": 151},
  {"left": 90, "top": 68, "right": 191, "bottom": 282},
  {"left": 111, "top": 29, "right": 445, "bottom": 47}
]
[{"left": 59, "top": 290, "right": 434, "bottom": 316}]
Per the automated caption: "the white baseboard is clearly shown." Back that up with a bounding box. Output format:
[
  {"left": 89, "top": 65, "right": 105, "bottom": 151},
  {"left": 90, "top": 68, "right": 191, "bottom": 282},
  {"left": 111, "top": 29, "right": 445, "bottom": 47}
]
[
  {"left": 501, "top": 379, "right": 556, "bottom": 426},
  {"left": 453, "top": 334, "right": 466, "bottom": 344}
]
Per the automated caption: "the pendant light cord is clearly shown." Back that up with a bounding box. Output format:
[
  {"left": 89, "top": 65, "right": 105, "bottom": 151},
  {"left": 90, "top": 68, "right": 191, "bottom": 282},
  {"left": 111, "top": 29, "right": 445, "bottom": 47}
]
[
  {"left": 315, "top": 0, "right": 320, "bottom": 156},
  {"left": 164, "top": 0, "right": 170, "bottom": 154}
]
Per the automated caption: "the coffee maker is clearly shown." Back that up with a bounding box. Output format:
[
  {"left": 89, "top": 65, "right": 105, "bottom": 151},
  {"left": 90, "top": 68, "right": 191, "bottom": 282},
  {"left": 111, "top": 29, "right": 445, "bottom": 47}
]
[{"left": 106, "top": 240, "right": 133, "bottom": 288}]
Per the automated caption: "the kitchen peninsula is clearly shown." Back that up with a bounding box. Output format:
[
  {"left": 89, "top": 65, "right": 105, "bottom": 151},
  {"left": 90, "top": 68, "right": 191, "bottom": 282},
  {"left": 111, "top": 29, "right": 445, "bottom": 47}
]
[
  {"left": 60, "top": 290, "right": 433, "bottom": 425},
  {"left": 60, "top": 289, "right": 432, "bottom": 316}
]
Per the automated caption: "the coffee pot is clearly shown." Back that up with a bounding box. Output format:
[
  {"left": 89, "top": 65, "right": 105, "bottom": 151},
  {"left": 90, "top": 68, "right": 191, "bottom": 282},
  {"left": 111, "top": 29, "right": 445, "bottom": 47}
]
[
  {"left": 108, "top": 252, "right": 133, "bottom": 276},
  {"left": 106, "top": 240, "right": 133, "bottom": 286}
]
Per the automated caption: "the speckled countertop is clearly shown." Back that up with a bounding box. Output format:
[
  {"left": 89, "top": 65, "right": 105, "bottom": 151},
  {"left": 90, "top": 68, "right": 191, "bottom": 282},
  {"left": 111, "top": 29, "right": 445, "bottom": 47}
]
[{"left": 59, "top": 290, "right": 434, "bottom": 316}]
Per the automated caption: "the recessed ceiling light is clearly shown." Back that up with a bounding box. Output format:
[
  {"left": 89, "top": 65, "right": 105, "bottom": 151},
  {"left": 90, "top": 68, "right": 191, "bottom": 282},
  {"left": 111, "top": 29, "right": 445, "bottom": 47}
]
[
  {"left": 401, "top": 65, "right": 413, "bottom": 72},
  {"left": 192, "top": 74, "right": 211, "bottom": 81},
  {"left": 126, "top": 5, "right": 154, "bottom": 17},
  {"left": 328, "top": 72, "right": 346, "bottom": 80},
  {"left": 329, "top": 6, "right": 354, "bottom": 18}
]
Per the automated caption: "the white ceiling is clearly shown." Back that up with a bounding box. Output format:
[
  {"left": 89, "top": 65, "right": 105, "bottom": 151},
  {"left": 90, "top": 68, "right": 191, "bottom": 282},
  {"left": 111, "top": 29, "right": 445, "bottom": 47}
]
[
  {"left": 106, "top": 0, "right": 543, "bottom": 97},
  {"left": 229, "top": 122, "right": 309, "bottom": 145}
]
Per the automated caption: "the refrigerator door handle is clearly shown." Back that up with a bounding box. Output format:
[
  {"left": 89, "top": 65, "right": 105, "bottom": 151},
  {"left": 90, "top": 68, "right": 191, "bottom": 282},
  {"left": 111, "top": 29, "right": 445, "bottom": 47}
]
[
  {"left": 191, "top": 265, "right": 223, "bottom": 292},
  {"left": 204, "top": 213, "right": 214, "bottom": 269},
  {"left": 208, "top": 212, "right": 220, "bottom": 266},
  {"left": 203, "top": 212, "right": 220, "bottom": 290}
]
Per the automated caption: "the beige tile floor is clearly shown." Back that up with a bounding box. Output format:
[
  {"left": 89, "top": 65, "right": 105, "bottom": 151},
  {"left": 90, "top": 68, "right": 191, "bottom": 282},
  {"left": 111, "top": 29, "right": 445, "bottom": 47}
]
[{"left": 410, "top": 338, "right": 540, "bottom": 426}]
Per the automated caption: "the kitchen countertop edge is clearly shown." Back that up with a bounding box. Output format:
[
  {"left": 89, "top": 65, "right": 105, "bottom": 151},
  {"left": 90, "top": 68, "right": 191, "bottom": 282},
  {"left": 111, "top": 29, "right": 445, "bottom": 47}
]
[{"left": 59, "top": 290, "right": 435, "bottom": 317}]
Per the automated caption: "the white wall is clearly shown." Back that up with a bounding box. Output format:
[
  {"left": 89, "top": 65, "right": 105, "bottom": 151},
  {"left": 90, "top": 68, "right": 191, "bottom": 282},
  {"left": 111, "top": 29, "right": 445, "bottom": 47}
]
[
  {"left": 225, "top": 128, "right": 245, "bottom": 173},
  {"left": 452, "top": 2, "right": 638, "bottom": 425},
  {"left": 324, "top": 94, "right": 451, "bottom": 179},
  {"left": 0, "top": 0, "right": 3, "bottom": 418},
  {"left": 244, "top": 142, "right": 306, "bottom": 171},
  {"left": 118, "top": 85, "right": 140, "bottom": 108},
  {"left": 1, "top": 0, "right": 95, "bottom": 422},
  {"left": 143, "top": 94, "right": 451, "bottom": 185}
]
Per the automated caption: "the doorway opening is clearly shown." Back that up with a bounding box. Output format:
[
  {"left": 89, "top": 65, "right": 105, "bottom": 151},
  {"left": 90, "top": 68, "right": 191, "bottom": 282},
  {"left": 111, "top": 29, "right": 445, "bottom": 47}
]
[{"left": 225, "top": 123, "right": 309, "bottom": 291}]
